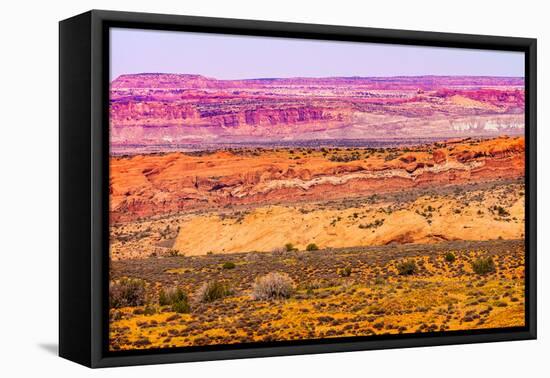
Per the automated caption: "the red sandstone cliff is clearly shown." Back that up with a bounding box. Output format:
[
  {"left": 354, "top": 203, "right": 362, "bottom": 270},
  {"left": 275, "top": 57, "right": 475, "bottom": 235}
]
[{"left": 110, "top": 136, "right": 525, "bottom": 223}]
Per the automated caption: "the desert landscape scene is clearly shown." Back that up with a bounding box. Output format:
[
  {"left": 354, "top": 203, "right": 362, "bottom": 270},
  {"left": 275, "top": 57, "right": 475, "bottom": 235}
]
[
  {"left": 108, "top": 32, "right": 525, "bottom": 351},
  {"left": 108, "top": 28, "right": 526, "bottom": 353}
]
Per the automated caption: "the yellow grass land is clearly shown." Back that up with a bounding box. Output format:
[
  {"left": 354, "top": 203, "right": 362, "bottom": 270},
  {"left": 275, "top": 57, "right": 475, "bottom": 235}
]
[{"left": 110, "top": 239, "right": 525, "bottom": 350}]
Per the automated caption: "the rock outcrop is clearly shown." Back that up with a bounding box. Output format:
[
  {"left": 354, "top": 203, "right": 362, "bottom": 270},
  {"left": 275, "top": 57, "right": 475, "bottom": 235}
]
[{"left": 110, "top": 136, "right": 525, "bottom": 223}]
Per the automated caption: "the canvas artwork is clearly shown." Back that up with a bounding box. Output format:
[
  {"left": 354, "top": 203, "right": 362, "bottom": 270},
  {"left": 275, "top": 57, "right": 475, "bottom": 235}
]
[{"left": 108, "top": 28, "right": 526, "bottom": 352}]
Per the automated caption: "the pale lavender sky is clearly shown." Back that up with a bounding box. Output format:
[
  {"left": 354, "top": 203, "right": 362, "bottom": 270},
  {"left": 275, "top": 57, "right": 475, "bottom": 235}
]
[{"left": 110, "top": 27, "right": 524, "bottom": 81}]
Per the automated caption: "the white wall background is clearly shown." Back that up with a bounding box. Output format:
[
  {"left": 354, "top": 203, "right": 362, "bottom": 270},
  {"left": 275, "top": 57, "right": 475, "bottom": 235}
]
[{"left": 0, "top": 0, "right": 546, "bottom": 376}]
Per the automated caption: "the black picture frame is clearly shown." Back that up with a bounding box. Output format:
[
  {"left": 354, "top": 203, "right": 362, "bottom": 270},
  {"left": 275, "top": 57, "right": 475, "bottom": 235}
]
[{"left": 59, "top": 9, "right": 537, "bottom": 368}]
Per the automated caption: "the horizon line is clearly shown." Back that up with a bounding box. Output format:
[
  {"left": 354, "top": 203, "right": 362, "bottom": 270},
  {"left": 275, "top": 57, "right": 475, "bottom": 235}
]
[{"left": 111, "top": 72, "right": 526, "bottom": 83}]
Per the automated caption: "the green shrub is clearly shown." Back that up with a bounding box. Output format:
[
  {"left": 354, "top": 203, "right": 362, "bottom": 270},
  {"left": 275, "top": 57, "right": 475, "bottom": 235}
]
[
  {"left": 472, "top": 257, "right": 496, "bottom": 275},
  {"left": 143, "top": 304, "right": 157, "bottom": 315},
  {"left": 285, "top": 243, "right": 298, "bottom": 252},
  {"left": 358, "top": 219, "right": 385, "bottom": 229},
  {"left": 396, "top": 260, "right": 417, "bottom": 276},
  {"left": 167, "top": 249, "right": 179, "bottom": 257},
  {"left": 252, "top": 272, "right": 294, "bottom": 300},
  {"left": 158, "top": 287, "right": 191, "bottom": 313},
  {"left": 444, "top": 252, "right": 456, "bottom": 263},
  {"left": 195, "top": 281, "right": 231, "bottom": 303},
  {"left": 158, "top": 290, "right": 169, "bottom": 306},
  {"left": 159, "top": 287, "right": 188, "bottom": 306},
  {"left": 306, "top": 243, "right": 319, "bottom": 251},
  {"left": 109, "top": 278, "right": 147, "bottom": 308},
  {"left": 338, "top": 267, "right": 352, "bottom": 277},
  {"left": 222, "top": 261, "right": 236, "bottom": 269},
  {"left": 171, "top": 299, "right": 191, "bottom": 313},
  {"left": 491, "top": 205, "right": 510, "bottom": 217}
]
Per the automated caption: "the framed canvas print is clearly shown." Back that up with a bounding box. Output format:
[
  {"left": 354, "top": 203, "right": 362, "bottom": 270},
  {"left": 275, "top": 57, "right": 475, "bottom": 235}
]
[{"left": 59, "top": 10, "right": 536, "bottom": 368}]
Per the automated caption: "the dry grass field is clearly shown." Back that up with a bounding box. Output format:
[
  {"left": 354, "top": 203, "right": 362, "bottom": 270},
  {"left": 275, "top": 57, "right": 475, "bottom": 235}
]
[{"left": 110, "top": 239, "right": 524, "bottom": 350}]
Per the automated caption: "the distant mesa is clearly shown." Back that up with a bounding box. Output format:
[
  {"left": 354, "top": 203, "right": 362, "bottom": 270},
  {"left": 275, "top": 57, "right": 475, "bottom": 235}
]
[{"left": 110, "top": 73, "right": 525, "bottom": 151}]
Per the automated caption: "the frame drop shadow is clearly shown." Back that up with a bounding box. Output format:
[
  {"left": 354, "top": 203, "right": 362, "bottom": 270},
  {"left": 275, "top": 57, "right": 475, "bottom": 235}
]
[{"left": 38, "top": 343, "right": 58, "bottom": 355}]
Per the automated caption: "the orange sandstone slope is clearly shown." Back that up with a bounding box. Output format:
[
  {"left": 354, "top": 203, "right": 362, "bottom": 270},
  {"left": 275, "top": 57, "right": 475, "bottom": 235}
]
[
  {"left": 109, "top": 136, "right": 525, "bottom": 223},
  {"left": 172, "top": 193, "right": 525, "bottom": 256}
]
